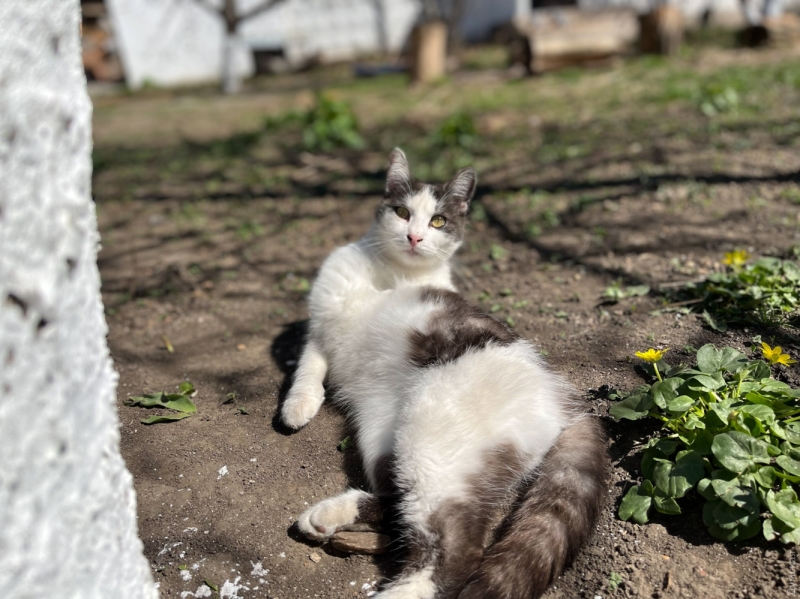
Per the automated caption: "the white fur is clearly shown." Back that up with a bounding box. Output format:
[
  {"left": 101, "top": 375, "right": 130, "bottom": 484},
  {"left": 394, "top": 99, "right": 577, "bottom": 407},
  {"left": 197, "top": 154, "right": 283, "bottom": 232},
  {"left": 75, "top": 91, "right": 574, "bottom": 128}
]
[
  {"left": 296, "top": 488, "right": 370, "bottom": 540},
  {"left": 373, "top": 566, "right": 436, "bottom": 599},
  {"left": 282, "top": 197, "right": 458, "bottom": 429},
  {"left": 282, "top": 162, "right": 575, "bottom": 593}
]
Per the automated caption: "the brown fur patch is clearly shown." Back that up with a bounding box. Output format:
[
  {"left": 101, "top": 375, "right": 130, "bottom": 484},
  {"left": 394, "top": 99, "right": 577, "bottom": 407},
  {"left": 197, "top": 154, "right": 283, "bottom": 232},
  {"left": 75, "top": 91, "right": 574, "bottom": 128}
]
[
  {"left": 428, "top": 444, "right": 527, "bottom": 599},
  {"left": 354, "top": 494, "right": 387, "bottom": 527},
  {"left": 372, "top": 452, "right": 398, "bottom": 497},
  {"left": 390, "top": 445, "right": 527, "bottom": 597},
  {"left": 459, "top": 417, "right": 610, "bottom": 599},
  {"left": 407, "top": 288, "right": 517, "bottom": 368}
]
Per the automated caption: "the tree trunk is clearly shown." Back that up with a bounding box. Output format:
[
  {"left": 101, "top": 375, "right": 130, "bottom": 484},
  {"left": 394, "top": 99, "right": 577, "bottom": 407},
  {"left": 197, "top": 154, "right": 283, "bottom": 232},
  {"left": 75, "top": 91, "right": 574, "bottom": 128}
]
[
  {"left": 222, "top": 31, "right": 242, "bottom": 94},
  {"left": 410, "top": 20, "right": 448, "bottom": 83},
  {"left": 0, "top": 1, "right": 155, "bottom": 596},
  {"left": 222, "top": 0, "right": 242, "bottom": 94}
]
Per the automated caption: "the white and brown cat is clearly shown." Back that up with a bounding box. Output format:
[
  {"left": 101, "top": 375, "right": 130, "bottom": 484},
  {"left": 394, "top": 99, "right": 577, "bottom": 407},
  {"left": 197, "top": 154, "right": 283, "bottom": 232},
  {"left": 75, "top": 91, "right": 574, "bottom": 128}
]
[{"left": 281, "top": 148, "right": 608, "bottom": 599}]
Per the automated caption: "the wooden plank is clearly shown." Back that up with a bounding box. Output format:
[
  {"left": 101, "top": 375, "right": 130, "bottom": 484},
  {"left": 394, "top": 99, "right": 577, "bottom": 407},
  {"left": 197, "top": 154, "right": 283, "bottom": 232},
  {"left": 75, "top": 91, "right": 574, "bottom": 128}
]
[{"left": 509, "top": 8, "right": 639, "bottom": 74}]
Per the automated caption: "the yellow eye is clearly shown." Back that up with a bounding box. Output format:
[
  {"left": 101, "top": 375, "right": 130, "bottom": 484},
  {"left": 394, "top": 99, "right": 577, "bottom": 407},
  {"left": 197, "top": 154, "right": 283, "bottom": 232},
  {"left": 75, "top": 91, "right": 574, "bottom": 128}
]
[
  {"left": 430, "top": 215, "right": 446, "bottom": 229},
  {"left": 394, "top": 206, "right": 410, "bottom": 220}
]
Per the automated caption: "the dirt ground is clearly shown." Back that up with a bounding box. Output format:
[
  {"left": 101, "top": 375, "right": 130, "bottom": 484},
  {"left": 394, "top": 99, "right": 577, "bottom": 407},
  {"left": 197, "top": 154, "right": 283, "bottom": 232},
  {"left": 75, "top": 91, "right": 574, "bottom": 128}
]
[{"left": 93, "top": 41, "right": 800, "bottom": 598}]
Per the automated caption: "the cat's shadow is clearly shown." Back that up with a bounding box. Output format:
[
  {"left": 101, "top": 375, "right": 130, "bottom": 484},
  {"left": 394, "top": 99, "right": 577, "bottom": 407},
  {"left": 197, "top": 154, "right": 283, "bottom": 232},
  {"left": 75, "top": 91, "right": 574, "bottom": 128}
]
[
  {"left": 269, "top": 319, "right": 308, "bottom": 436},
  {"left": 270, "top": 321, "right": 403, "bottom": 579}
]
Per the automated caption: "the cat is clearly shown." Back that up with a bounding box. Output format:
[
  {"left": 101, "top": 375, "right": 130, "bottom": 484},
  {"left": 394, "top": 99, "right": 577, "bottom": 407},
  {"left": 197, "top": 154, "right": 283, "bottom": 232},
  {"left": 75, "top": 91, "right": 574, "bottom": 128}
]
[{"left": 280, "top": 148, "right": 609, "bottom": 599}]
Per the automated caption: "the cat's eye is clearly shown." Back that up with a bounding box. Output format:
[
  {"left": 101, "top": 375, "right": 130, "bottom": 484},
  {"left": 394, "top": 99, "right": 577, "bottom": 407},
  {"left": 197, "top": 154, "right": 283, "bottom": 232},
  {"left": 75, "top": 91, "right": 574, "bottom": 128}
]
[
  {"left": 430, "top": 215, "right": 447, "bottom": 229},
  {"left": 394, "top": 206, "right": 410, "bottom": 220}
]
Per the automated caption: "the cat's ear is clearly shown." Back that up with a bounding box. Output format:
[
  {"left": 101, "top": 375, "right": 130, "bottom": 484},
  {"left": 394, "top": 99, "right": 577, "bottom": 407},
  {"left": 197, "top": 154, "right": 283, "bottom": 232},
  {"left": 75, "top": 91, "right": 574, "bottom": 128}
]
[
  {"left": 386, "top": 147, "right": 411, "bottom": 197},
  {"left": 444, "top": 167, "right": 477, "bottom": 215}
]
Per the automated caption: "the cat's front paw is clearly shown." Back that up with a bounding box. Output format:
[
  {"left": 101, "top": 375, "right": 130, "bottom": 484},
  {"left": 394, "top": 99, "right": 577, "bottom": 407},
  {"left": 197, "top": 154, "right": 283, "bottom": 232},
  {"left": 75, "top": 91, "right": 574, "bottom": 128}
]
[
  {"left": 296, "top": 490, "right": 365, "bottom": 541},
  {"left": 281, "top": 384, "right": 325, "bottom": 429}
]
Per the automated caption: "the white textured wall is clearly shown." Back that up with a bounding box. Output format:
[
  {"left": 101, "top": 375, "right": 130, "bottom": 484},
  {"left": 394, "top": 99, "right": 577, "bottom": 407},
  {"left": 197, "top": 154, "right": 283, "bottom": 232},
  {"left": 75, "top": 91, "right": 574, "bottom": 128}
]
[{"left": 0, "top": 2, "right": 156, "bottom": 598}]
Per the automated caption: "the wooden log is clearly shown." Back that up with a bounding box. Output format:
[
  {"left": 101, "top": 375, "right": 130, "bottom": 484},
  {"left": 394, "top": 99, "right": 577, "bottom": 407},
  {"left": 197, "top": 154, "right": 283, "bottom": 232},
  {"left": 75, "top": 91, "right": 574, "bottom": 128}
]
[
  {"left": 330, "top": 531, "right": 391, "bottom": 555},
  {"left": 509, "top": 8, "right": 639, "bottom": 74},
  {"left": 410, "top": 20, "right": 448, "bottom": 83},
  {"left": 638, "top": 5, "right": 684, "bottom": 56},
  {"left": 740, "top": 12, "right": 800, "bottom": 48}
]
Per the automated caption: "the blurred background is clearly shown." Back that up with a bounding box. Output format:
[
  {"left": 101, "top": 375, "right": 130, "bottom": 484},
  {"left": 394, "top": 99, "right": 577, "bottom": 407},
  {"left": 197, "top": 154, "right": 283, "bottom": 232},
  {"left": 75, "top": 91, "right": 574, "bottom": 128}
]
[
  {"left": 91, "top": 2, "right": 800, "bottom": 596},
  {"left": 87, "top": 0, "right": 800, "bottom": 305}
]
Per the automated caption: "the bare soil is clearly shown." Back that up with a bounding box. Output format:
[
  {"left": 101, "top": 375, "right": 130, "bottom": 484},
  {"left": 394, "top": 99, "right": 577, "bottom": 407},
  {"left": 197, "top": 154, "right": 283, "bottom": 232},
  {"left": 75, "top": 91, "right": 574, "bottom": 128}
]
[{"left": 93, "top": 42, "right": 800, "bottom": 599}]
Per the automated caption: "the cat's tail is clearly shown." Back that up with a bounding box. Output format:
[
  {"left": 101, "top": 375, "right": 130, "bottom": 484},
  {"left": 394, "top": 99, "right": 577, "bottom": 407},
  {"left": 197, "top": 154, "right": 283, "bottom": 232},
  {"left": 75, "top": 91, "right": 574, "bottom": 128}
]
[{"left": 458, "top": 416, "right": 609, "bottom": 599}]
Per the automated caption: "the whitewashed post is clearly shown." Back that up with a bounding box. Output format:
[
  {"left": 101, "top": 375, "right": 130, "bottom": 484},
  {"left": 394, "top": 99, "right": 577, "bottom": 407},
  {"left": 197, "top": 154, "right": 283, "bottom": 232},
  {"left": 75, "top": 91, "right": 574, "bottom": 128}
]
[{"left": 0, "top": 1, "right": 156, "bottom": 597}]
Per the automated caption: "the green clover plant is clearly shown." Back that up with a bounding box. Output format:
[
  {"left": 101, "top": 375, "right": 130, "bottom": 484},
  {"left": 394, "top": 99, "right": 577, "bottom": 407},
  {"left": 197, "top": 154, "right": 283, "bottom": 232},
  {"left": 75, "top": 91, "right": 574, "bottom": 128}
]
[
  {"left": 679, "top": 255, "right": 800, "bottom": 330},
  {"left": 611, "top": 344, "right": 800, "bottom": 543}
]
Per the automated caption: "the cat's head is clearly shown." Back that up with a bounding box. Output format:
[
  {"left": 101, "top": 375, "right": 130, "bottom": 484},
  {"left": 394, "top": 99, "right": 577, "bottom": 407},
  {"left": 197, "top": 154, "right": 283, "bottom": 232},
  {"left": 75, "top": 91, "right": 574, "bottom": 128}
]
[{"left": 372, "top": 148, "right": 477, "bottom": 268}]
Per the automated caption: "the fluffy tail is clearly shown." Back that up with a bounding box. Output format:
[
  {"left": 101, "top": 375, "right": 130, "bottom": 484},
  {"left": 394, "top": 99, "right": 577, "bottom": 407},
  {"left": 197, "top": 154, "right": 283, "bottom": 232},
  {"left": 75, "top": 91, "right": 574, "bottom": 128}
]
[{"left": 458, "top": 417, "right": 609, "bottom": 599}]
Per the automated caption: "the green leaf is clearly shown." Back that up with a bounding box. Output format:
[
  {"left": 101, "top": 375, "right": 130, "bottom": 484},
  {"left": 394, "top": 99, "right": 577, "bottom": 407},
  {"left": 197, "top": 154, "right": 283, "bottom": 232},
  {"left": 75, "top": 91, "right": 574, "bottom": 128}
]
[
  {"left": 125, "top": 392, "right": 166, "bottom": 408},
  {"left": 754, "top": 466, "right": 777, "bottom": 488},
  {"left": 687, "top": 373, "right": 725, "bottom": 391},
  {"left": 769, "top": 420, "right": 787, "bottom": 440},
  {"left": 696, "top": 344, "right": 747, "bottom": 374},
  {"left": 178, "top": 381, "right": 197, "bottom": 396},
  {"left": 338, "top": 436, "right": 353, "bottom": 452},
  {"left": 702, "top": 479, "right": 761, "bottom": 541},
  {"left": 702, "top": 310, "right": 728, "bottom": 332},
  {"left": 766, "top": 489, "right": 800, "bottom": 529},
  {"left": 711, "top": 431, "right": 771, "bottom": 473},
  {"left": 749, "top": 361, "right": 771, "bottom": 380},
  {"left": 710, "top": 477, "right": 757, "bottom": 510},
  {"left": 777, "top": 453, "right": 800, "bottom": 476},
  {"left": 619, "top": 485, "right": 653, "bottom": 524},
  {"left": 125, "top": 384, "right": 198, "bottom": 424},
  {"left": 763, "top": 516, "right": 778, "bottom": 541},
  {"left": 161, "top": 394, "right": 197, "bottom": 414},
  {"left": 652, "top": 378, "right": 683, "bottom": 409},
  {"left": 697, "top": 478, "right": 716, "bottom": 501},
  {"left": 652, "top": 450, "right": 705, "bottom": 498},
  {"left": 141, "top": 413, "right": 193, "bottom": 425},
  {"left": 667, "top": 395, "right": 695, "bottom": 413},
  {"left": 707, "top": 399, "right": 736, "bottom": 427},
  {"left": 785, "top": 423, "right": 800, "bottom": 445},
  {"left": 653, "top": 496, "right": 681, "bottom": 515},
  {"left": 126, "top": 392, "right": 196, "bottom": 413},
  {"left": 688, "top": 429, "right": 714, "bottom": 454},
  {"left": 609, "top": 390, "right": 654, "bottom": 420},
  {"left": 764, "top": 515, "right": 800, "bottom": 544},
  {"left": 739, "top": 404, "right": 775, "bottom": 424},
  {"left": 704, "top": 499, "right": 761, "bottom": 541},
  {"left": 641, "top": 439, "right": 678, "bottom": 478},
  {"left": 683, "top": 412, "right": 708, "bottom": 432}
]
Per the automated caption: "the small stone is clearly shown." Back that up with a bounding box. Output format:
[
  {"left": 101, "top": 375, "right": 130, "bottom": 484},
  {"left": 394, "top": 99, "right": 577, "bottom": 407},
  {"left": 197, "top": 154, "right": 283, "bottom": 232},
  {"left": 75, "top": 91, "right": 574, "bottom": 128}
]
[
  {"left": 330, "top": 531, "right": 390, "bottom": 555},
  {"left": 663, "top": 571, "right": 672, "bottom": 589},
  {"left": 660, "top": 555, "right": 670, "bottom": 561},
  {"left": 237, "top": 344, "right": 247, "bottom": 351},
  {"left": 695, "top": 567, "right": 707, "bottom": 577},
  {"left": 309, "top": 552, "right": 321, "bottom": 563}
]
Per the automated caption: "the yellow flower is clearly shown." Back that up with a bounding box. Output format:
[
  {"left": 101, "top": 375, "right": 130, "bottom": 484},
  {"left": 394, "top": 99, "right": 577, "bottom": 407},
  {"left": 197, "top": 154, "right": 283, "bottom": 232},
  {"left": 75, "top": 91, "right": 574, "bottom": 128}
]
[
  {"left": 722, "top": 249, "right": 749, "bottom": 267},
  {"left": 635, "top": 348, "right": 669, "bottom": 363},
  {"left": 761, "top": 342, "right": 797, "bottom": 366}
]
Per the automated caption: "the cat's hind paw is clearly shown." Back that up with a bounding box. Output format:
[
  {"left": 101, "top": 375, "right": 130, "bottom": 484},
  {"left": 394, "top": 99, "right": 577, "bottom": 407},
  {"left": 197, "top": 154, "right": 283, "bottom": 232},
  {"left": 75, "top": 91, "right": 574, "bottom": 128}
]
[
  {"left": 281, "top": 384, "right": 325, "bottom": 429},
  {"left": 296, "top": 489, "right": 371, "bottom": 541}
]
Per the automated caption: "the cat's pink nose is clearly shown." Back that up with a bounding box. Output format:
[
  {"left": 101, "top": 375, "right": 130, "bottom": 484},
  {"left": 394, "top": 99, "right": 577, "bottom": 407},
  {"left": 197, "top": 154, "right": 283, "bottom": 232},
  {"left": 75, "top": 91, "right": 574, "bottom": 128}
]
[{"left": 407, "top": 234, "right": 423, "bottom": 248}]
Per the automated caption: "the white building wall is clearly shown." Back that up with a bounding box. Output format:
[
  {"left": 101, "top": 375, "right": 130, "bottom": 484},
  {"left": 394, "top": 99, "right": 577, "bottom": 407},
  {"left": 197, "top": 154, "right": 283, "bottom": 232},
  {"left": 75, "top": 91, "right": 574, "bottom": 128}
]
[
  {"left": 108, "top": 0, "right": 420, "bottom": 89},
  {"left": 0, "top": 1, "right": 156, "bottom": 598},
  {"left": 106, "top": 0, "right": 256, "bottom": 89}
]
